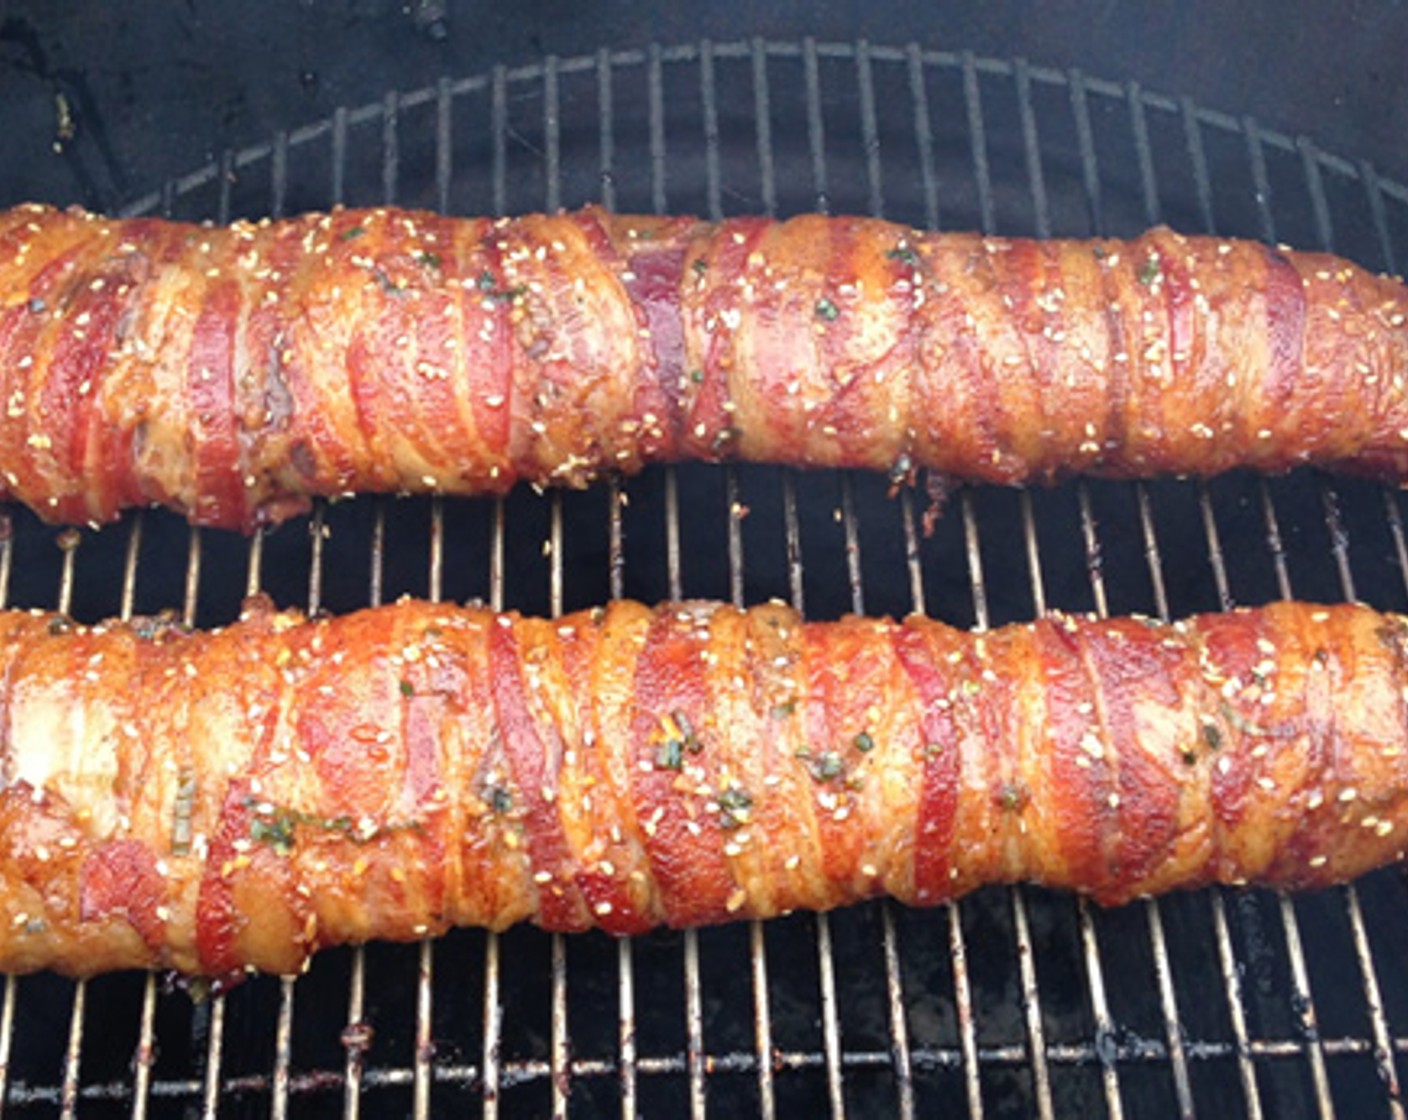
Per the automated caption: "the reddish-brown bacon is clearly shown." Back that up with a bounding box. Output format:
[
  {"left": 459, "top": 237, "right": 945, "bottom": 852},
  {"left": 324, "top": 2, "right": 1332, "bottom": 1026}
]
[
  {"left": 1, "top": 204, "right": 1406, "bottom": 530},
  {"left": 0, "top": 596, "right": 1404, "bottom": 978}
]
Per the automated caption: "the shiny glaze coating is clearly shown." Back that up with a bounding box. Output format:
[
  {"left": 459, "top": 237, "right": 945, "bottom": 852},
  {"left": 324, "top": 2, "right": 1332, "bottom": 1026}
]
[
  {"left": 0, "top": 596, "right": 1403, "bottom": 978},
  {"left": 1, "top": 204, "right": 1406, "bottom": 529}
]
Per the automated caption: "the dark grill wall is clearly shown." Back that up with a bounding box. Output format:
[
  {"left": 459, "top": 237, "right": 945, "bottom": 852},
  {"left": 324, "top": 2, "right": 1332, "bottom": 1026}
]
[{"left": 2, "top": 8, "right": 1408, "bottom": 1120}]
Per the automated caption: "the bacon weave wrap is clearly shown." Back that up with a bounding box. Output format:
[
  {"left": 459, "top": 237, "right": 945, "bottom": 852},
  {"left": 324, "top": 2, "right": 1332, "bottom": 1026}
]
[
  {"left": 2, "top": 204, "right": 1407, "bottom": 530},
  {"left": 0, "top": 596, "right": 1404, "bottom": 978}
]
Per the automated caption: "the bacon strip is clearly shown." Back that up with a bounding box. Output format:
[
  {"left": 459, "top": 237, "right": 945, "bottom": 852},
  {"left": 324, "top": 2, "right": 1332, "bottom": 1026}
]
[
  {"left": 0, "top": 596, "right": 1404, "bottom": 978},
  {"left": 1, "top": 205, "right": 1406, "bottom": 529}
]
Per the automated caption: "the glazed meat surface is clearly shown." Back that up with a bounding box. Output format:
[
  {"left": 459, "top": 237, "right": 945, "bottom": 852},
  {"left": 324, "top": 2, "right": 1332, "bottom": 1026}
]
[
  {"left": 0, "top": 596, "right": 1404, "bottom": 978},
  {"left": 1, "top": 204, "right": 1406, "bottom": 530}
]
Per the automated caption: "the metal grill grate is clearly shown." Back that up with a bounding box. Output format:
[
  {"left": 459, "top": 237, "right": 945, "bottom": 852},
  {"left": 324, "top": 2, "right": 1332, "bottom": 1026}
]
[{"left": 2, "top": 38, "right": 1408, "bottom": 1118}]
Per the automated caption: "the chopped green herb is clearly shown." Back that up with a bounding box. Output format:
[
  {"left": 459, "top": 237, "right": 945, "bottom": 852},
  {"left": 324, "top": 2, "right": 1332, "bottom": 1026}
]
[
  {"left": 772, "top": 700, "right": 797, "bottom": 719},
  {"left": 1138, "top": 255, "right": 1162, "bottom": 286},
  {"left": 853, "top": 731, "right": 876, "bottom": 753},
  {"left": 414, "top": 250, "right": 442, "bottom": 269},
  {"left": 997, "top": 781, "right": 1029, "bottom": 812},
  {"left": 475, "top": 269, "right": 525, "bottom": 302},
  {"left": 656, "top": 739, "right": 684, "bottom": 771},
  {"left": 886, "top": 245, "right": 920, "bottom": 266},
  {"left": 808, "top": 750, "right": 844, "bottom": 782},
  {"left": 244, "top": 796, "right": 420, "bottom": 856},
  {"left": 717, "top": 785, "right": 753, "bottom": 829},
  {"left": 1181, "top": 749, "right": 1199, "bottom": 767},
  {"left": 1092, "top": 244, "right": 1107, "bottom": 259},
  {"left": 672, "top": 709, "right": 702, "bottom": 753},
  {"left": 815, "top": 297, "right": 840, "bottom": 322},
  {"left": 373, "top": 266, "right": 403, "bottom": 295},
  {"left": 399, "top": 679, "right": 415, "bottom": 697},
  {"left": 689, "top": 368, "right": 705, "bottom": 384},
  {"left": 1202, "top": 723, "right": 1223, "bottom": 750},
  {"left": 691, "top": 258, "right": 708, "bottom": 276},
  {"left": 172, "top": 767, "right": 196, "bottom": 857},
  {"left": 250, "top": 815, "right": 296, "bottom": 856},
  {"left": 489, "top": 786, "right": 514, "bottom": 814},
  {"left": 340, "top": 225, "right": 367, "bottom": 241}
]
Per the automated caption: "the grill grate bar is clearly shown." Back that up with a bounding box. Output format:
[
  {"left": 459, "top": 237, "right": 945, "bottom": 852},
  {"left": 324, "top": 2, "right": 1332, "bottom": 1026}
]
[
  {"left": 648, "top": 44, "right": 666, "bottom": 217},
  {"left": 1300, "top": 138, "right": 1335, "bottom": 255},
  {"left": 855, "top": 40, "right": 884, "bottom": 219},
  {"left": 482, "top": 509, "right": 506, "bottom": 1120},
  {"left": 1198, "top": 482, "right": 1234, "bottom": 609},
  {"left": 905, "top": 43, "right": 940, "bottom": 231},
  {"left": 961, "top": 52, "right": 996, "bottom": 237},
  {"left": 597, "top": 49, "right": 616, "bottom": 211},
  {"left": 1386, "top": 490, "right": 1408, "bottom": 598},
  {"left": 541, "top": 54, "right": 570, "bottom": 1118},
  {"left": 1132, "top": 486, "right": 1198, "bottom": 1118},
  {"left": 1363, "top": 160, "right": 1399, "bottom": 276},
  {"left": 484, "top": 57, "right": 510, "bottom": 1119},
  {"left": 1136, "top": 486, "right": 1170, "bottom": 620},
  {"left": 55, "top": 536, "right": 84, "bottom": 1120},
  {"left": 549, "top": 495, "right": 571, "bottom": 1120},
  {"left": 270, "top": 131, "right": 288, "bottom": 220},
  {"left": 801, "top": 38, "right": 828, "bottom": 215},
  {"left": 900, "top": 483, "right": 983, "bottom": 1119},
  {"left": 1179, "top": 97, "right": 1217, "bottom": 238},
  {"left": 1248, "top": 369, "right": 1333, "bottom": 1120},
  {"left": 181, "top": 520, "right": 228, "bottom": 1120},
  {"left": 599, "top": 53, "right": 639, "bottom": 1118},
  {"left": 805, "top": 43, "right": 856, "bottom": 1110},
  {"left": 841, "top": 477, "right": 914, "bottom": 1113},
  {"left": 1067, "top": 488, "right": 1126, "bottom": 1119},
  {"left": 748, "top": 38, "right": 780, "bottom": 216},
  {"left": 1027, "top": 50, "right": 1126, "bottom": 1112},
  {"left": 607, "top": 479, "right": 636, "bottom": 1120},
  {"left": 900, "top": 490, "right": 926, "bottom": 620},
  {"left": 1191, "top": 484, "right": 1266, "bottom": 1120},
  {"left": 1112, "top": 77, "right": 1202, "bottom": 1117},
  {"left": 782, "top": 471, "right": 846, "bottom": 1120},
  {"left": 1255, "top": 487, "right": 1332, "bottom": 1120},
  {"left": 249, "top": 538, "right": 295, "bottom": 1120},
  {"left": 1314, "top": 480, "right": 1405, "bottom": 1114},
  {"left": 125, "top": 514, "right": 159, "bottom": 1120},
  {"left": 737, "top": 43, "right": 782, "bottom": 1110},
  {"left": 1015, "top": 60, "right": 1050, "bottom": 238},
  {"left": 903, "top": 493, "right": 983, "bottom": 1119},
  {"left": 60, "top": 980, "right": 84, "bottom": 1119},
  {"left": 962, "top": 491, "right": 1055, "bottom": 1120},
  {"left": 1128, "top": 82, "right": 1161, "bottom": 228},
  {"left": 418, "top": 498, "right": 447, "bottom": 1120},
  {"left": 31, "top": 1025, "right": 1408, "bottom": 1108},
  {"left": 1067, "top": 71, "right": 1102, "bottom": 233}
]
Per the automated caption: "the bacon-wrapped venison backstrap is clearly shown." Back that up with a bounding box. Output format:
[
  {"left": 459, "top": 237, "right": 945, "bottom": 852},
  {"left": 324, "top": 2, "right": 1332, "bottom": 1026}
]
[
  {"left": 2, "top": 204, "right": 1408, "bottom": 530},
  {"left": 0, "top": 596, "right": 1405, "bottom": 978}
]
